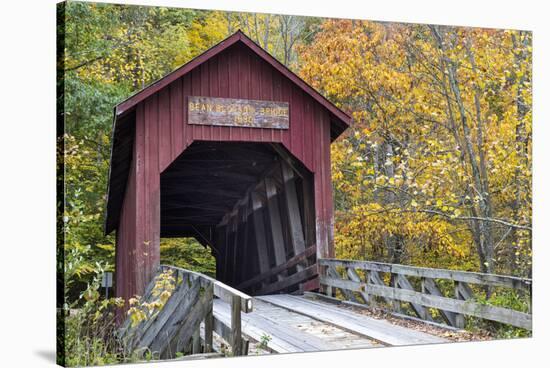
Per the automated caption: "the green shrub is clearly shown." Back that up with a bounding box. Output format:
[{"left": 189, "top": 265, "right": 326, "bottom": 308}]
[
  {"left": 466, "top": 289, "right": 531, "bottom": 339},
  {"left": 64, "top": 275, "right": 125, "bottom": 366}
]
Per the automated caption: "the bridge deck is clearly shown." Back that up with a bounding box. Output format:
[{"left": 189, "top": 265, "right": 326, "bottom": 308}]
[{"left": 213, "top": 294, "right": 447, "bottom": 354}]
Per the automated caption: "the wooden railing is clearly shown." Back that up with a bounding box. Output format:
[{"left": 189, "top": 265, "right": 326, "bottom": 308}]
[
  {"left": 236, "top": 245, "right": 317, "bottom": 294},
  {"left": 118, "top": 265, "right": 253, "bottom": 359},
  {"left": 319, "top": 258, "right": 532, "bottom": 330}
]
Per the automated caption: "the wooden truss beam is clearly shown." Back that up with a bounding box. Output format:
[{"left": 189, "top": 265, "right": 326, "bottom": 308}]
[
  {"left": 265, "top": 178, "right": 287, "bottom": 281},
  {"left": 281, "top": 161, "right": 306, "bottom": 269},
  {"left": 251, "top": 191, "right": 271, "bottom": 280}
]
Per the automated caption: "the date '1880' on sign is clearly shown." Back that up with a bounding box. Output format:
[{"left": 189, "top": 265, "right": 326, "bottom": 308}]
[{"left": 188, "top": 96, "right": 289, "bottom": 129}]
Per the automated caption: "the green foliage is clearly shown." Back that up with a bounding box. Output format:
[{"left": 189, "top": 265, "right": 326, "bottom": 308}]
[
  {"left": 61, "top": 2, "right": 206, "bottom": 299},
  {"left": 62, "top": 133, "right": 115, "bottom": 299},
  {"left": 258, "top": 333, "right": 272, "bottom": 351},
  {"left": 160, "top": 238, "right": 216, "bottom": 278},
  {"left": 467, "top": 289, "right": 531, "bottom": 338},
  {"left": 64, "top": 74, "right": 130, "bottom": 135},
  {"left": 64, "top": 261, "right": 125, "bottom": 367},
  {"left": 485, "top": 289, "right": 531, "bottom": 314}
]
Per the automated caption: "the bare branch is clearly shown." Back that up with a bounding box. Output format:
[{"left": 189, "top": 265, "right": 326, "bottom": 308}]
[{"left": 418, "top": 209, "right": 532, "bottom": 231}]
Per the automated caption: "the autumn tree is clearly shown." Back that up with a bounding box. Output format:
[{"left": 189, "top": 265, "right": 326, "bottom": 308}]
[{"left": 300, "top": 20, "right": 531, "bottom": 276}]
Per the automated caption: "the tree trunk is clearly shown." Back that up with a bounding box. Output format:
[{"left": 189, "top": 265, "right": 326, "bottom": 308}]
[{"left": 430, "top": 25, "right": 494, "bottom": 274}]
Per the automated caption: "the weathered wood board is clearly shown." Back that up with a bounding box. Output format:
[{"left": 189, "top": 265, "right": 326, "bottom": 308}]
[
  {"left": 319, "top": 258, "right": 532, "bottom": 330},
  {"left": 188, "top": 96, "right": 289, "bottom": 129},
  {"left": 257, "top": 294, "right": 447, "bottom": 346},
  {"left": 213, "top": 298, "right": 377, "bottom": 353}
]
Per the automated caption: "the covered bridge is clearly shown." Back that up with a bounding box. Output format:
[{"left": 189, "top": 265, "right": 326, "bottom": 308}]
[{"left": 105, "top": 30, "right": 351, "bottom": 303}]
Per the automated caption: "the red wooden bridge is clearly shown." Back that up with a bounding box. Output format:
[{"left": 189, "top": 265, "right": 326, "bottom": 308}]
[{"left": 106, "top": 31, "right": 531, "bottom": 361}]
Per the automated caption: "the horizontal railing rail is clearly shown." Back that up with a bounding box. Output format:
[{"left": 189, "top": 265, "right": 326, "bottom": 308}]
[
  {"left": 165, "top": 266, "right": 254, "bottom": 312},
  {"left": 318, "top": 258, "right": 532, "bottom": 330}
]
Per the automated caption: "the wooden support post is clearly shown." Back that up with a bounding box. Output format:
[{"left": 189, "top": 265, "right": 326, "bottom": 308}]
[
  {"left": 321, "top": 266, "right": 332, "bottom": 297},
  {"left": 420, "top": 277, "right": 432, "bottom": 321},
  {"left": 364, "top": 270, "right": 376, "bottom": 307},
  {"left": 454, "top": 281, "right": 473, "bottom": 329},
  {"left": 215, "top": 227, "right": 225, "bottom": 282},
  {"left": 239, "top": 199, "right": 250, "bottom": 285},
  {"left": 222, "top": 225, "right": 230, "bottom": 283},
  {"left": 281, "top": 162, "right": 306, "bottom": 269},
  {"left": 231, "top": 214, "right": 239, "bottom": 286},
  {"left": 204, "top": 285, "right": 214, "bottom": 353},
  {"left": 391, "top": 273, "right": 402, "bottom": 314},
  {"left": 243, "top": 339, "right": 249, "bottom": 356},
  {"left": 265, "top": 178, "right": 288, "bottom": 281},
  {"left": 192, "top": 329, "right": 201, "bottom": 354},
  {"left": 231, "top": 295, "right": 242, "bottom": 356},
  {"left": 301, "top": 177, "right": 315, "bottom": 256},
  {"left": 454, "top": 281, "right": 465, "bottom": 329},
  {"left": 222, "top": 228, "right": 230, "bottom": 284},
  {"left": 252, "top": 192, "right": 271, "bottom": 282}
]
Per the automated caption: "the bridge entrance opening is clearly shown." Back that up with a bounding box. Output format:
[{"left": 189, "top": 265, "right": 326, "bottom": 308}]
[{"left": 160, "top": 141, "right": 316, "bottom": 294}]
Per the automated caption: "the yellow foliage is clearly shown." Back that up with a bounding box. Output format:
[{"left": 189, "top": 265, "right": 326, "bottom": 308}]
[
  {"left": 127, "top": 269, "right": 176, "bottom": 327},
  {"left": 302, "top": 21, "right": 531, "bottom": 274}
]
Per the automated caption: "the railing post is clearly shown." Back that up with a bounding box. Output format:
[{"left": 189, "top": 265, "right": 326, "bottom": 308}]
[
  {"left": 419, "top": 277, "right": 429, "bottom": 321},
  {"left": 454, "top": 281, "right": 465, "bottom": 329},
  {"left": 192, "top": 329, "right": 201, "bottom": 354},
  {"left": 365, "top": 269, "right": 377, "bottom": 307},
  {"left": 320, "top": 264, "right": 333, "bottom": 297},
  {"left": 231, "top": 295, "right": 242, "bottom": 356},
  {"left": 204, "top": 283, "right": 214, "bottom": 353},
  {"left": 390, "top": 272, "right": 402, "bottom": 313}
]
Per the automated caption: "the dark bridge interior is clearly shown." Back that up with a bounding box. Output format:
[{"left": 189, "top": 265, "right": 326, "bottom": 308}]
[
  {"left": 160, "top": 141, "right": 317, "bottom": 294},
  {"left": 161, "top": 142, "right": 280, "bottom": 237}
]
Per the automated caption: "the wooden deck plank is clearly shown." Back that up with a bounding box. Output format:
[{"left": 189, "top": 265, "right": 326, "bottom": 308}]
[
  {"left": 215, "top": 299, "right": 333, "bottom": 352},
  {"left": 251, "top": 300, "right": 373, "bottom": 350},
  {"left": 214, "top": 300, "right": 299, "bottom": 353},
  {"left": 213, "top": 298, "right": 377, "bottom": 353},
  {"left": 257, "top": 295, "right": 447, "bottom": 346}
]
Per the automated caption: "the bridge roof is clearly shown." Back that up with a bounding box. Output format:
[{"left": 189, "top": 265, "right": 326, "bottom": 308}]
[{"left": 113, "top": 30, "right": 351, "bottom": 130}]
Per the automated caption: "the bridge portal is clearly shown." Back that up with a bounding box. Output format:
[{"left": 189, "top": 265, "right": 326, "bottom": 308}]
[{"left": 104, "top": 30, "right": 350, "bottom": 304}]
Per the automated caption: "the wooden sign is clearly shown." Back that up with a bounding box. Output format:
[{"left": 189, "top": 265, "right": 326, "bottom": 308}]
[{"left": 188, "top": 96, "right": 289, "bottom": 129}]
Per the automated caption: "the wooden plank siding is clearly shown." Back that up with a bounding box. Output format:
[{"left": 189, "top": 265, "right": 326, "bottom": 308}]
[{"left": 109, "top": 35, "right": 349, "bottom": 306}]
